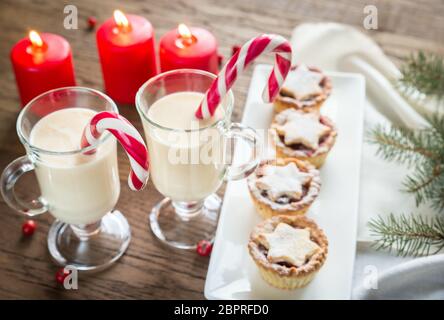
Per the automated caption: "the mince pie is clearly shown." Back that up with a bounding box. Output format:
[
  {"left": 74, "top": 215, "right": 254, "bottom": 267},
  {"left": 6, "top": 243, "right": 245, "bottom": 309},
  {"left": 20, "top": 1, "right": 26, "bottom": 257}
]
[
  {"left": 247, "top": 158, "right": 321, "bottom": 218},
  {"left": 248, "top": 215, "right": 328, "bottom": 289},
  {"left": 274, "top": 64, "right": 332, "bottom": 113},
  {"left": 271, "top": 108, "right": 337, "bottom": 168}
]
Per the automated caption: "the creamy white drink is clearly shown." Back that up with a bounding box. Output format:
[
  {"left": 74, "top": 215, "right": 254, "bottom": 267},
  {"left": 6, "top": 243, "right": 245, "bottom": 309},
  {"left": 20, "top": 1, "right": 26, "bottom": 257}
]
[
  {"left": 143, "top": 92, "right": 226, "bottom": 202},
  {"left": 30, "top": 108, "right": 120, "bottom": 225}
]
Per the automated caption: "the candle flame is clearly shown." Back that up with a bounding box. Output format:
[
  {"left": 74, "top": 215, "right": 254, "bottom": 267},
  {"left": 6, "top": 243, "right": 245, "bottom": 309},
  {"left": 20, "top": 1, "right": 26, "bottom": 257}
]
[
  {"left": 113, "top": 10, "right": 129, "bottom": 29},
  {"left": 178, "top": 24, "right": 192, "bottom": 39},
  {"left": 29, "top": 30, "right": 43, "bottom": 48}
]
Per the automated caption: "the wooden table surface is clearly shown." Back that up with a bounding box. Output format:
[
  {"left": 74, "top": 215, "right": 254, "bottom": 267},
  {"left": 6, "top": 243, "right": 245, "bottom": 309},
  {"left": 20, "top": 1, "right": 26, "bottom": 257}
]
[{"left": 0, "top": 0, "right": 443, "bottom": 299}]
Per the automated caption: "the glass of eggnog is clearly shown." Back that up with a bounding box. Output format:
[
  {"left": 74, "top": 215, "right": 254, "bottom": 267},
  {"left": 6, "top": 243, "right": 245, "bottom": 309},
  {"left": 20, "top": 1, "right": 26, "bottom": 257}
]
[
  {"left": 136, "top": 69, "right": 261, "bottom": 250},
  {"left": 0, "top": 87, "right": 130, "bottom": 271}
]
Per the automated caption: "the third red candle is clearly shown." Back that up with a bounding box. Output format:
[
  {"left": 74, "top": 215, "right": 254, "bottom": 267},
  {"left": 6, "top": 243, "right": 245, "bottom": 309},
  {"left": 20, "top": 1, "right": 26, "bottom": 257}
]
[{"left": 159, "top": 24, "right": 219, "bottom": 74}]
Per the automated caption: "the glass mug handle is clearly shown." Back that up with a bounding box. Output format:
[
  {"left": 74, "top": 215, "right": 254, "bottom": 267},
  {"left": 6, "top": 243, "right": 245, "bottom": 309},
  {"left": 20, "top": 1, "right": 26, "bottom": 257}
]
[
  {"left": 223, "top": 123, "right": 261, "bottom": 180},
  {"left": 1, "top": 156, "right": 48, "bottom": 216}
]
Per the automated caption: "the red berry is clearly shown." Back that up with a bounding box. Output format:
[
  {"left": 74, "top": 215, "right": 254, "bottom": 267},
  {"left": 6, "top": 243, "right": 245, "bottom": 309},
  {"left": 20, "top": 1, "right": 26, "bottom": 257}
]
[
  {"left": 22, "top": 220, "right": 36, "bottom": 236},
  {"left": 196, "top": 240, "right": 213, "bottom": 256},
  {"left": 231, "top": 45, "right": 241, "bottom": 57},
  {"left": 87, "top": 16, "right": 97, "bottom": 29},
  {"left": 55, "top": 268, "right": 71, "bottom": 285}
]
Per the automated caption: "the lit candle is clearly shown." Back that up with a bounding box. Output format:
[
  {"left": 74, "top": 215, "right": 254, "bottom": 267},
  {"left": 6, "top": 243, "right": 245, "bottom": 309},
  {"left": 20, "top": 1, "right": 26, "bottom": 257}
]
[
  {"left": 159, "top": 24, "right": 218, "bottom": 74},
  {"left": 96, "top": 10, "right": 158, "bottom": 104},
  {"left": 10, "top": 30, "right": 76, "bottom": 106}
]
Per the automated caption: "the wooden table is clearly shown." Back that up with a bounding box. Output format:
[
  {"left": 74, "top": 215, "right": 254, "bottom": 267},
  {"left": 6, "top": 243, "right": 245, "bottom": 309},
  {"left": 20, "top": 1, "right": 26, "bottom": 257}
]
[{"left": 0, "top": 0, "right": 443, "bottom": 299}]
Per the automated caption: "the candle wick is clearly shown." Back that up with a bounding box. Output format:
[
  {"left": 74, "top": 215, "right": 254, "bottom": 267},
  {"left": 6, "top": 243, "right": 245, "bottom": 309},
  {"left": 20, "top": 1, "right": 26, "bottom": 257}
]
[
  {"left": 33, "top": 43, "right": 44, "bottom": 51},
  {"left": 113, "top": 23, "right": 132, "bottom": 35},
  {"left": 175, "top": 35, "right": 196, "bottom": 48},
  {"left": 26, "top": 42, "right": 47, "bottom": 55},
  {"left": 182, "top": 36, "right": 193, "bottom": 45},
  {"left": 120, "top": 23, "right": 132, "bottom": 33}
]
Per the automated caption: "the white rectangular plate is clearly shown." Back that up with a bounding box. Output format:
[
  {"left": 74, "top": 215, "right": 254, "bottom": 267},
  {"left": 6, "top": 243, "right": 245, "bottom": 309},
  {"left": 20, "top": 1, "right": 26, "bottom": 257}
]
[{"left": 204, "top": 65, "right": 365, "bottom": 300}]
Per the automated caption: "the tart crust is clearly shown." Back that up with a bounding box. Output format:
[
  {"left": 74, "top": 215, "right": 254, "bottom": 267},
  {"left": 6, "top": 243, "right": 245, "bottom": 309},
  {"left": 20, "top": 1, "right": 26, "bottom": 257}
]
[
  {"left": 271, "top": 111, "right": 337, "bottom": 168},
  {"left": 247, "top": 158, "right": 321, "bottom": 218},
  {"left": 274, "top": 65, "right": 332, "bottom": 113},
  {"left": 248, "top": 215, "right": 328, "bottom": 289}
]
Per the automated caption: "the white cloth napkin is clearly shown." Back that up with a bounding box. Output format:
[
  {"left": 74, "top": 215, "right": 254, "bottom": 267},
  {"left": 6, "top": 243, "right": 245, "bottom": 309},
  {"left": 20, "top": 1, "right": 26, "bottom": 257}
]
[
  {"left": 290, "top": 22, "right": 443, "bottom": 299},
  {"left": 353, "top": 252, "right": 444, "bottom": 299}
]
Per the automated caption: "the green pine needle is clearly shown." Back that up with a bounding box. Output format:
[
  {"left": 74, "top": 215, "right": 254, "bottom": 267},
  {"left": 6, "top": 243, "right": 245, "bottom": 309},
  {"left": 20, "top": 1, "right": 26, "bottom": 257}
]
[
  {"left": 367, "top": 124, "right": 430, "bottom": 167},
  {"left": 399, "top": 51, "right": 444, "bottom": 101},
  {"left": 367, "top": 52, "right": 444, "bottom": 256},
  {"left": 367, "top": 113, "right": 444, "bottom": 211},
  {"left": 368, "top": 213, "right": 444, "bottom": 257}
]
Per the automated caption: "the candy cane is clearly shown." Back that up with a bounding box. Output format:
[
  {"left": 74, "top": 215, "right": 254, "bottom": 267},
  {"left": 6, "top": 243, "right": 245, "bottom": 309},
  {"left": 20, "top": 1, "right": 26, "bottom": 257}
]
[
  {"left": 81, "top": 111, "right": 149, "bottom": 191},
  {"left": 195, "top": 34, "right": 292, "bottom": 119}
]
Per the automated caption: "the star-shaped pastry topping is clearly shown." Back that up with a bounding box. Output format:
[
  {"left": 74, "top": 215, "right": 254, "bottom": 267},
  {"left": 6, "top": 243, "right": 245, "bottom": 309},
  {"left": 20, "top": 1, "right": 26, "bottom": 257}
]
[
  {"left": 259, "top": 223, "right": 320, "bottom": 267},
  {"left": 285, "top": 65, "right": 324, "bottom": 100},
  {"left": 275, "top": 110, "right": 331, "bottom": 150},
  {"left": 255, "top": 163, "right": 312, "bottom": 201}
]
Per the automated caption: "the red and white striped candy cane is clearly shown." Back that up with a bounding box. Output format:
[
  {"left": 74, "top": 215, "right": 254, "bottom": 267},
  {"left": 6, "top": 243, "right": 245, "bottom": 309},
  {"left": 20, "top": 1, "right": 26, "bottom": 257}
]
[
  {"left": 195, "top": 34, "right": 292, "bottom": 119},
  {"left": 81, "top": 111, "right": 149, "bottom": 191}
]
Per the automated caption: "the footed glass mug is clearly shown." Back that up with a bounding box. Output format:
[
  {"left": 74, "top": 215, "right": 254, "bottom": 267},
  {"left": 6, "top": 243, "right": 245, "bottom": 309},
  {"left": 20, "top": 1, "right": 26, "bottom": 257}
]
[
  {"left": 136, "top": 69, "right": 261, "bottom": 250},
  {"left": 0, "top": 87, "right": 129, "bottom": 271}
]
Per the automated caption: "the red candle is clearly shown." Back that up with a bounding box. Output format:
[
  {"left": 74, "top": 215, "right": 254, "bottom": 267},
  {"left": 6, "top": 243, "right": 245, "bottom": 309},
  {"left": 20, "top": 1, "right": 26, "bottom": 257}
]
[
  {"left": 96, "top": 10, "right": 158, "bottom": 104},
  {"left": 159, "top": 24, "right": 218, "bottom": 74},
  {"left": 10, "top": 31, "right": 76, "bottom": 106}
]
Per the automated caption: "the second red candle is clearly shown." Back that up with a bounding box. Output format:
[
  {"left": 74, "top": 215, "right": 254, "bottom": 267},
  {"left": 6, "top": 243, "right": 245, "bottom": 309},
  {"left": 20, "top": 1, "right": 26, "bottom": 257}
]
[{"left": 96, "top": 10, "right": 158, "bottom": 104}]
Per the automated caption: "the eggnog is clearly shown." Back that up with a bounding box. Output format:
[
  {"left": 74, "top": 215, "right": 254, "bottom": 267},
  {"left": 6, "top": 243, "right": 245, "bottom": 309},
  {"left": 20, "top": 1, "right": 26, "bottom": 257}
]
[
  {"left": 143, "top": 92, "right": 227, "bottom": 202},
  {"left": 30, "top": 108, "right": 120, "bottom": 225}
]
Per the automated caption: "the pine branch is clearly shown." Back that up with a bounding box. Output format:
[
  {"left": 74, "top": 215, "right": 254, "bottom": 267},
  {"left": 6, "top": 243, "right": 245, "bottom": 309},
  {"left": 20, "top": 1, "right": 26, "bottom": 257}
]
[
  {"left": 403, "top": 163, "right": 444, "bottom": 211},
  {"left": 367, "top": 125, "right": 436, "bottom": 167},
  {"left": 368, "top": 213, "right": 444, "bottom": 257},
  {"left": 427, "top": 114, "right": 444, "bottom": 150},
  {"left": 368, "top": 117, "right": 444, "bottom": 210},
  {"left": 399, "top": 51, "right": 444, "bottom": 101},
  {"left": 368, "top": 52, "right": 444, "bottom": 257}
]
